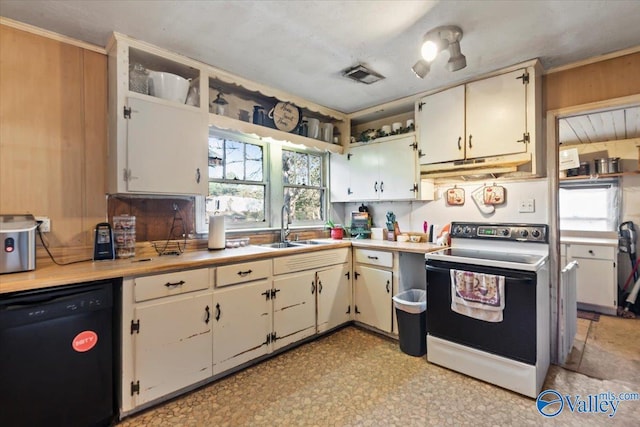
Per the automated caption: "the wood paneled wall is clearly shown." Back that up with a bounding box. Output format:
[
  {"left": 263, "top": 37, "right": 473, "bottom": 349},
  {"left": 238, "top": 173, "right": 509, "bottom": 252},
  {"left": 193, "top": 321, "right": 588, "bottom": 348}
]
[
  {"left": 543, "top": 52, "right": 640, "bottom": 112},
  {"left": 0, "top": 24, "right": 107, "bottom": 252}
]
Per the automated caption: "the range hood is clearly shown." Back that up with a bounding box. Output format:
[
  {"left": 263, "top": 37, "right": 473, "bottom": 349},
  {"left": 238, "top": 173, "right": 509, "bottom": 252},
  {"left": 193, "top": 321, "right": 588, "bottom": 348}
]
[{"left": 420, "top": 152, "right": 532, "bottom": 179}]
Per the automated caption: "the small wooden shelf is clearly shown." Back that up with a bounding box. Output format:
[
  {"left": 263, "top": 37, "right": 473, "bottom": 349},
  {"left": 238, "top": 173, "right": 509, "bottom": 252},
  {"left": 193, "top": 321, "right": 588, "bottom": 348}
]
[{"left": 560, "top": 171, "right": 639, "bottom": 181}]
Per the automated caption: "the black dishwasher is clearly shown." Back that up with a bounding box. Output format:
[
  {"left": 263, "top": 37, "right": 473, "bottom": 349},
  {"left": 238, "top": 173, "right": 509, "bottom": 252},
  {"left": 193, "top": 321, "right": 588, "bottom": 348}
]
[{"left": 0, "top": 279, "right": 119, "bottom": 427}]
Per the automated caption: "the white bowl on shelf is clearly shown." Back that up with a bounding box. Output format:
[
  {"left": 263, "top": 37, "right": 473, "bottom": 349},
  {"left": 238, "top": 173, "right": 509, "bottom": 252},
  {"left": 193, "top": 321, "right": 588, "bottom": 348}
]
[{"left": 148, "top": 71, "right": 190, "bottom": 103}]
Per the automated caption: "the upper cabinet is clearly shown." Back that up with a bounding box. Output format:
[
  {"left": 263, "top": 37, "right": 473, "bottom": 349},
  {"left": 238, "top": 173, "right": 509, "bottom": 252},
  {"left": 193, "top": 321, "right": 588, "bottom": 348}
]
[
  {"left": 330, "top": 133, "right": 433, "bottom": 202},
  {"left": 416, "top": 61, "right": 543, "bottom": 177},
  {"left": 106, "top": 33, "right": 348, "bottom": 195},
  {"left": 107, "top": 34, "right": 208, "bottom": 195}
]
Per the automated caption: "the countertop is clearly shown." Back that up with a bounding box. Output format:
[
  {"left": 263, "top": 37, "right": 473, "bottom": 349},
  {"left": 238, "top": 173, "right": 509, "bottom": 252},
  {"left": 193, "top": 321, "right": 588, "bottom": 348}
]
[
  {"left": 0, "top": 239, "right": 443, "bottom": 295},
  {"left": 560, "top": 230, "right": 619, "bottom": 247}
]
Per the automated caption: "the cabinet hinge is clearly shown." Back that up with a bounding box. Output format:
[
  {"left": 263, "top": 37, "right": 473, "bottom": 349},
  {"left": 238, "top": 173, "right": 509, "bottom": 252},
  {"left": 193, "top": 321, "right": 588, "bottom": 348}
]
[
  {"left": 264, "top": 333, "right": 271, "bottom": 345},
  {"left": 123, "top": 106, "right": 132, "bottom": 119},
  {"left": 418, "top": 101, "right": 425, "bottom": 111},
  {"left": 345, "top": 271, "right": 350, "bottom": 280},
  {"left": 418, "top": 149, "right": 425, "bottom": 158},
  {"left": 261, "top": 290, "right": 271, "bottom": 300},
  {"left": 517, "top": 132, "right": 530, "bottom": 144},
  {"left": 516, "top": 71, "right": 529, "bottom": 85},
  {"left": 130, "top": 380, "right": 140, "bottom": 396},
  {"left": 410, "top": 142, "right": 418, "bottom": 151},
  {"left": 354, "top": 271, "right": 360, "bottom": 280},
  {"left": 411, "top": 183, "right": 418, "bottom": 193},
  {"left": 355, "top": 305, "right": 361, "bottom": 314},
  {"left": 271, "top": 332, "right": 277, "bottom": 343},
  {"left": 130, "top": 319, "right": 140, "bottom": 334},
  {"left": 347, "top": 188, "right": 353, "bottom": 195},
  {"left": 271, "top": 288, "right": 280, "bottom": 299},
  {"left": 347, "top": 153, "right": 352, "bottom": 161},
  {"left": 123, "top": 168, "right": 130, "bottom": 182},
  {"left": 346, "top": 305, "right": 351, "bottom": 314}
]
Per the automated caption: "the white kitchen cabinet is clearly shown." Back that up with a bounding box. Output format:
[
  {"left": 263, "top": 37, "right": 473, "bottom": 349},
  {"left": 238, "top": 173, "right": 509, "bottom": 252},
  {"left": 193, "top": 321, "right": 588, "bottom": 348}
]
[
  {"left": 353, "top": 248, "right": 394, "bottom": 333},
  {"left": 567, "top": 243, "right": 618, "bottom": 315},
  {"left": 121, "top": 268, "right": 213, "bottom": 413},
  {"left": 417, "top": 68, "right": 533, "bottom": 166},
  {"left": 317, "top": 263, "right": 352, "bottom": 333},
  {"left": 107, "top": 34, "right": 208, "bottom": 195},
  {"left": 331, "top": 134, "right": 421, "bottom": 202},
  {"left": 272, "top": 270, "right": 317, "bottom": 350},
  {"left": 273, "top": 248, "right": 352, "bottom": 338},
  {"left": 124, "top": 97, "right": 208, "bottom": 194},
  {"left": 213, "top": 279, "right": 272, "bottom": 375}
]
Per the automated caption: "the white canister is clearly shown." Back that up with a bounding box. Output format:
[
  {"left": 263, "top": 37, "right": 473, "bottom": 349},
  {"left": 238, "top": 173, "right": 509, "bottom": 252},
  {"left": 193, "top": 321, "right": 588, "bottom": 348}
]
[
  {"left": 392, "top": 122, "right": 402, "bottom": 132},
  {"left": 321, "top": 123, "right": 334, "bottom": 143},
  {"left": 406, "top": 119, "right": 414, "bottom": 129},
  {"left": 306, "top": 118, "right": 320, "bottom": 139},
  {"left": 208, "top": 215, "right": 225, "bottom": 250},
  {"left": 381, "top": 125, "right": 391, "bottom": 135}
]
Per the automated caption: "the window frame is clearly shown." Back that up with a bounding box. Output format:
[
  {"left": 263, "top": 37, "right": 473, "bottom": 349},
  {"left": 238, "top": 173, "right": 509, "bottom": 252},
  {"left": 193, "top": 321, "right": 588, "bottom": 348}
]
[
  {"left": 281, "top": 147, "right": 327, "bottom": 226},
  {"left": 558, "top": 178, "right": 621, "bottom": 232}
]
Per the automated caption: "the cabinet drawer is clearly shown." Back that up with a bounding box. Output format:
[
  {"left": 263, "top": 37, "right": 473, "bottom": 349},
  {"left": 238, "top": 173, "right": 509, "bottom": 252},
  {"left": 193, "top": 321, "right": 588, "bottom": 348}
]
[
  {"left": 217, "top": 259, "right": 272, "bottom": 287},
  {"left": 568, "top": 244, "right": 615, "bottom": 260},
  {"left": 354, "top": 248, "right": 393, "bottom": 268},
  {"left": 134, "top": 268, "right": 211, "bottom": 302},
  {"left": 273, "top": 248, "right": 349, "bottom": 275}
]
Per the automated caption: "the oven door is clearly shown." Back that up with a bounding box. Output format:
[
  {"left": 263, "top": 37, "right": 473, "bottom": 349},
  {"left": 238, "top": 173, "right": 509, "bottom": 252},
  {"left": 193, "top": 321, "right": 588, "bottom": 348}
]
[{"left": 426, "top": 259, "right": 537, "bottom": 364}]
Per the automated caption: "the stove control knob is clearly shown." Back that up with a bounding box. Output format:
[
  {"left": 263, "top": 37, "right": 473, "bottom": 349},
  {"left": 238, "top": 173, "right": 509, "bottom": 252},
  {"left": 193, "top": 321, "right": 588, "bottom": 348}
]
[
  {"left": 464, "top": 226, "right": 471, "bottom": 235},
  {"left": 454, "top": 226, "right": 463, "bottom": 235},
  {"left": 531, "top": 229, "right": 541, "bottom": 238},
  {"left": 520, "top": 229, "right": 529, "bottom": 238},
  {"left": 501, "top": 229, "right": 509, "bottom": 236}
]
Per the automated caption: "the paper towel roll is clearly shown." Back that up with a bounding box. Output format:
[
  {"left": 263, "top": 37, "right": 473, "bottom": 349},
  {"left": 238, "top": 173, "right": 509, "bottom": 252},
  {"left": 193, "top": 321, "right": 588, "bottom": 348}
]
[{"left": 208, "top": 215, "right": 225, "bottom": 250}]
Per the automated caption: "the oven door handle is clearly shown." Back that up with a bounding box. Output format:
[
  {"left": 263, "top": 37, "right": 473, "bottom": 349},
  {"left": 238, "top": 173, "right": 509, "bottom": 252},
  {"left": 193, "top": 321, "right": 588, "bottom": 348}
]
[{"left": 426, "top": 264, "right": 535, "bottom": 283}]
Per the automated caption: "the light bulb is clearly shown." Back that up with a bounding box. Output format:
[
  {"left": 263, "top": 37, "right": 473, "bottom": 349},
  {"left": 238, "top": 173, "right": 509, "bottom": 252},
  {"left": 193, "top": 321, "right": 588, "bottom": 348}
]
[{"left": 421, "top": 40, "right": 439, "bottom": 62}]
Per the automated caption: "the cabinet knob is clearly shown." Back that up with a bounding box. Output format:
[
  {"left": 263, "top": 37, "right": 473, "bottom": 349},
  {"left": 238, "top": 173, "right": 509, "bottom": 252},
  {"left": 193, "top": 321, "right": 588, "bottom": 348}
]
[{"left": 588, "top": 250, "right": 594, "bottom": 255}]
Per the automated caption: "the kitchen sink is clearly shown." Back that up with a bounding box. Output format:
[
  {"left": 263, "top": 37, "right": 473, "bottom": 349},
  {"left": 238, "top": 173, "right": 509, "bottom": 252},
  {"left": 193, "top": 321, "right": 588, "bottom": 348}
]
[
  {"left": 259, "top": 240, "right": 331, "bottom": 249},
  {"left": 260, "top": 241, "right": 298, "bottom": 249},
  {"left": 290, "top": 240, "right": 331, "bottom": 246}
]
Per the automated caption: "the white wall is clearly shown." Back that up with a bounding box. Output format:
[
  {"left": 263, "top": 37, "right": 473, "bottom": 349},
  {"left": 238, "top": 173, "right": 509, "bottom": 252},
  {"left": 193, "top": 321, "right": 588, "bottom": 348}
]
[{"left": 341, "top": 178, "right": 550, "bottom": 237}]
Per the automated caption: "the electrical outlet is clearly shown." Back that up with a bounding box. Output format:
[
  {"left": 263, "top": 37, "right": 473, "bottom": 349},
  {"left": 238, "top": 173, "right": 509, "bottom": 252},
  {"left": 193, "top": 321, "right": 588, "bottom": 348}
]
[
  {"left": 35, "top": 216, "right": 51, "bottom": 232},
  {"left": 518, "top": 199, "right": 535, "bottom": 213}
]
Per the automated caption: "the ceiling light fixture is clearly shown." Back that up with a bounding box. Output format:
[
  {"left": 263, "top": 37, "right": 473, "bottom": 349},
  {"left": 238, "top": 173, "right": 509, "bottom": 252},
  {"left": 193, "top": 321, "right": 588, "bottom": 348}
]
[{"left": 412, "top": 25, "right": 466, "bottom": 79}]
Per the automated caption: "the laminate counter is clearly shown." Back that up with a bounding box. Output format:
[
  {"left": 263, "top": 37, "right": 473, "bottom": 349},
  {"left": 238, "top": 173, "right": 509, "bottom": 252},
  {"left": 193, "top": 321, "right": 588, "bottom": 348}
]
[{"left": 0, "top": 239, "right": 443, "bottom": 294}]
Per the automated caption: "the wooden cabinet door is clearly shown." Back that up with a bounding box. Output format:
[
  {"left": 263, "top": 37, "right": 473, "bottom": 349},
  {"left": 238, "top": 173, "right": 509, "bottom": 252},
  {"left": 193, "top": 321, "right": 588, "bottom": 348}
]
[
  {"left": 417, "top": 86, "right": 465, "bottom": 165},
  {"left": 317, "top": 264, "right": 351, "bottom": 333},
  {"left": 354, "top": 265, "right": 392, "bottom": 333},
  {"left": 133, "top": 291, "right": 213, "bottom": 406},
  {"left": 465, "top": 69, "right": 528, "bottom": 159},
  {"left": 377, "top": 137, "right": 417, "bottom": 200},
  {"left": 273, "top": 271, "right": 317, "bottom": 350},
  {"left": 329, "top": 152, "right": 352, "bottom": 202},
  {"left": 213, "top": 279, "right": 272, "bottom": 375},
  {"left": 347, "top": 143, "right": 379, "bottom": 200},
  {"left": 126, "top": 97, "right": 207, "bottom": 194},
  {"left": 573, "top": 257, "right": 616, "bottom": 308}
]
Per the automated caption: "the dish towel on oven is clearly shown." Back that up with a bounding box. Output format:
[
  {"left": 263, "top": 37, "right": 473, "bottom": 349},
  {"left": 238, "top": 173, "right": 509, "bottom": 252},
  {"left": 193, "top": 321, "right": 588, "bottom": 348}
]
[{"left": 450, "top": 269, "right": 505, "bottom": 322}]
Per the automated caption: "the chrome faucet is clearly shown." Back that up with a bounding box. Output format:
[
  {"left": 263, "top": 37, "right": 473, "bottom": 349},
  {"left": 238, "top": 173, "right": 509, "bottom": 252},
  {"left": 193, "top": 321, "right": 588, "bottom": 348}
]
[{"left": 280, "top": 204, "right": 291, "bottom": 243}]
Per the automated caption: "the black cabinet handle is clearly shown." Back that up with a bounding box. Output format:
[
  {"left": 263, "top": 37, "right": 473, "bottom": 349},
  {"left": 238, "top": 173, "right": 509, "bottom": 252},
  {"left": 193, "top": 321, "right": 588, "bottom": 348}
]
[
  {"left": 237, "top": 269, "right": 253, "bottom": 277},
  {"left": 468, "top": 134, "right": 473, "bottom": 148},
  {"left": 164, "top": 280, "right": 185, "bottom": 288},
  {"left": 196, "top": 168, "right": 201, "bottom": 184},
  {"left": 367, "top": 256, "right": 379, "bottom": 260},
  {"left": 457, "top": 136, "right": 462, "bottom": 150},
  {"left": 311, "top": 282, "right": 316, "bottom": 294},
  {"left": 374, "top": 181, "right": 378, "bottom": 192},
  {"left": 318, "top": 281, "right": 323, "bottom": 294},
  {"left": 380, "top": 181, "right": 384, "bottom": 193},
  {"left": 215, "top": 303, "right": 221, "bottom": 321},
  {"left": 204, "top": 305, "right": 211, "bottom": 324},
  {"left": 386, "top": 280, "right": 390, "bottom": 293},
  {"left": 588, "top": 250, "right": 594, "bottom": 255}
]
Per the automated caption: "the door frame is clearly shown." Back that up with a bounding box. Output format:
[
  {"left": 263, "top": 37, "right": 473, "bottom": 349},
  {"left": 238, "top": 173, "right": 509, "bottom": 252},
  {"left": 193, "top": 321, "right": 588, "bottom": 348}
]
[{"left": 545, "top": 93, "right": 640, "bottom": 363}]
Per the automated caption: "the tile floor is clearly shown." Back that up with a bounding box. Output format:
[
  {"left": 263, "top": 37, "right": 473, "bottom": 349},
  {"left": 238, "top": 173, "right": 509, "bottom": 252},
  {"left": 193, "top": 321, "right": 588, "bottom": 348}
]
[{"left": 119, "top": 316, "right": 640, "bottom": 426}]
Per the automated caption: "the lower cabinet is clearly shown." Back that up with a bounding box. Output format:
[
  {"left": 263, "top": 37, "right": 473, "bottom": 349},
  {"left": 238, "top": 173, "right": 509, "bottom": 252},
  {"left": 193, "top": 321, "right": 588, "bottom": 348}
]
[
  {"left": 317, "top": 263, "right": 352, "bottom": 333},
  {"left": 212, "top": 278, "right": 272, "bottom": 375},
  {"left": 121, "top": 268, "right": 213, "bottom": 414},
  {"left": 272, "top": 271, "right": 317, "bottom": 350},
  {"left": 567, "top": 243, "right": 618, "bottom": 315},
  {"left": 353, "top": 249, "right": 394, "bottom": 334}
]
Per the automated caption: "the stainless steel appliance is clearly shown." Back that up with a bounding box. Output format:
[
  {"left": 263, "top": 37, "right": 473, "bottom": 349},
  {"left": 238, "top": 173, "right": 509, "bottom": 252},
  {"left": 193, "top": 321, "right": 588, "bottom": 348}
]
[
  {"left": 0, "top": 214, "right": 37, "bottom": 274},
  {"left": 425, "top": 222, "right": 549, "bottom": 398},
  {"left": 0, "top": 280, "right": 118, "bottom": 426}
]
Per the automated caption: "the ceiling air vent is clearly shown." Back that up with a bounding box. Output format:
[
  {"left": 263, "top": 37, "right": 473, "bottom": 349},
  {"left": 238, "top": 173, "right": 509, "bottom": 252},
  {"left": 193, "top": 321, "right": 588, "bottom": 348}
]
[{"left": 342, "top": 64, "right": 385, "bottom": 84}]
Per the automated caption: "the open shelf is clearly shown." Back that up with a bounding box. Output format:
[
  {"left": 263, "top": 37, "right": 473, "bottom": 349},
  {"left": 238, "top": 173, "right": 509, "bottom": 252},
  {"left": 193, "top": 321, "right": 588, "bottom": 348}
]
[{"left": 560, "top": 171, "right": 639, "bottom": 181}]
